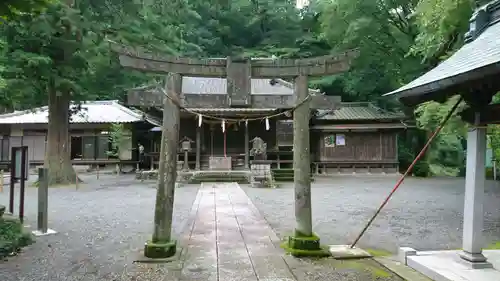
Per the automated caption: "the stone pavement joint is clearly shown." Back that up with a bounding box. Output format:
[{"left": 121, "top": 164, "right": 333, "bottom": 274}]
[{"left": 179, "top": 182, "right": 296, "bottom": 281}]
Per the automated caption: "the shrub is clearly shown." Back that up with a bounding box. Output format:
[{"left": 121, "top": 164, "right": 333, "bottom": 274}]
[{"left": 0, "top": 210, "right": 34, "bottom": 259}]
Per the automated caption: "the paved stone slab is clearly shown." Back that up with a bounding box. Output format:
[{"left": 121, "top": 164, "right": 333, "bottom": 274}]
[
  {"left": 180, "top": 185, "right": 218, "bottom": 281},
  {"left": 180, "top": 182, "right": 295, "bottom": 281},
  {"left": 329, "top": 245, "right": 372, "bottom": 259}
]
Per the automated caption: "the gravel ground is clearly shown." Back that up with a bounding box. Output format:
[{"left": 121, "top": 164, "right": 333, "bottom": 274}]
[
  {"left": 2, "top": 173, "right": 496, "bottom": 280},
  {"left": 0, "top": 174, "right": 199, "bottom": 281},
  {"left": 243, "top": 175, "right": 500, "bottom": 253}
]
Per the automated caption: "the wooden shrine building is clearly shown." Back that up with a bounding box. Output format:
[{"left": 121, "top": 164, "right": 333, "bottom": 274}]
[{"left": 133, "top": 77, "right": 409, "bottom": 174}]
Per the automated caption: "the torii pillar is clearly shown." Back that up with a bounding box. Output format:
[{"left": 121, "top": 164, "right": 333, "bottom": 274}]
[{"left": 110, "top": 42, "right": 358, "bottom": 257}]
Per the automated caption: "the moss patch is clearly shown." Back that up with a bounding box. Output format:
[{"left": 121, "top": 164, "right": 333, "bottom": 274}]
[
  {"left": 337, "top": 260, "right": 392, "bottom": 278},
  {"left": 0, "top": 214, "right": 34, "bottom": 259},
  {"left": 365, "top": 248, "right": 392, "bottom": 257},
  {"left": 144, "top": 240, "right": 177, "bottom": 259},
  {"left": 280, "top": 241, "right": 330, "bottom": 257},
  {"left": 281, "top": 233, "right": 330, "bottom": 257},
  {"left": 486, "top": 242, "right": 500, "bottom": 249}
]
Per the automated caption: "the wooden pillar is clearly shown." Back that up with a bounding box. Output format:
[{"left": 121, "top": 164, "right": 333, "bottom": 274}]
[
  {"left": 183, "top": 150, "right": 189, "bottom": 171},
  {"left": 245, "top": 121, "right": 249, "bottom": 169},
  {"left": 293, "top": 75, "right": 312, "bottom": 237},
  {"left": 395, "top": 133, "right": 399, "bottom": 172},
  {"left": 210, "top": 126, "right": 214, "bottom": 156},
  {"left": 460, "top": 112, "right": 492, "bottom": 268},
  {"left": 195, "top": 126, "right": 201, "bottom": 170},
  {"left": 146, "top": 73, "right": 181, "bottom": 258}
]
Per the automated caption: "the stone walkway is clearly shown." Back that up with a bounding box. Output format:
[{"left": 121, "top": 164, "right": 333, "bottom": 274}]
[{"left": 180, "top": 182, "right": 295, "bottom": 281}]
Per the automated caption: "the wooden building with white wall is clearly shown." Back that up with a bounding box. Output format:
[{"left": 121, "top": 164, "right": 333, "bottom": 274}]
[{"left": 0, "top": 100, "right": 159, "bottom": 168}]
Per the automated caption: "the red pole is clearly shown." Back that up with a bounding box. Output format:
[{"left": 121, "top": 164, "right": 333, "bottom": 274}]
[{"left": 350, "top": 96, "right": 464, "bottom": 248}]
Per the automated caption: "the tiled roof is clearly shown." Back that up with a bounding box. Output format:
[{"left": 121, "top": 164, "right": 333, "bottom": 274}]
[
  {"left": 185, "top": 108, "right": 277, "bottom": 113},
  {"left": 316, "top": 102, "right": 404, "bottom": 121},
  {"left": 0, "top": 100, "right": 153, "bottom": 124},
  {"left": 181, "top": 77, "right": 319, "bottom": 95},
  {"left": 385, "top": 1, "right": 500, "bottom": 104}
]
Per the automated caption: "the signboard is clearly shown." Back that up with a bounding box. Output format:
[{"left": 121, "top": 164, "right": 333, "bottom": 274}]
[
  {"left": 12, "top": 146, "right": 28, "bottom": 180},
  {"left": 324, "top": 135, "right": 335, "bottom": 147},
  {"left": 336, "top": 134, "right": 346, "bottom": 146}
]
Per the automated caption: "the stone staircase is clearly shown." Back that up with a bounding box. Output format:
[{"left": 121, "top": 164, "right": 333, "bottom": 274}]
[
  {"left": 271, "top": 168, "right": 315, "bottom": 182},
  {"left": 187, "top": 170, "right": 251, "bottom": 184}
]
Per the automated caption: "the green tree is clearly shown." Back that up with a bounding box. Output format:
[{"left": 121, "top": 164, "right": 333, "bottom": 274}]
[
  {"left": 315, "top": 0, "right": 424, "bottom": 106},
  {"left": 411, "top": 0, "right": 490, "bottom": 65},
  {"left": 0, "top": 0, "right": 54, "bottom": 19},
  {"left": 1, "top": 1, "right": 87, "bottom": 184},
  {"left": 0, "top": 0, "right": 209, "bottom": 184},
  {"left": 414, "top": 96, "right": 468, "bottom": 176}
]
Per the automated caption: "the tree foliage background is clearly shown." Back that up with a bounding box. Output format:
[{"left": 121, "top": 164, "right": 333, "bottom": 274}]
[{"left": 0, "top": 0, "right": 494, "bottom": 179}]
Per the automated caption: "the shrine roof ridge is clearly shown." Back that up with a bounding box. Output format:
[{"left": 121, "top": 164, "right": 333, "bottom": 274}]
[{"left": 316, "top": 102, "right": 406, "bottom": 121}]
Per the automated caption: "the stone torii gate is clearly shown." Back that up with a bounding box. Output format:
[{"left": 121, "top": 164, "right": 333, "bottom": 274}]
[{"left": 110, "top": 42, "right": 358, "bottom": 258}]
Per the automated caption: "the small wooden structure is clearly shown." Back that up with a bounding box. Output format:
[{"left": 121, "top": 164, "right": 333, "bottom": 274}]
[
  {"left": 311, "top": 102, "right": 406, "bottom": 174},
  {"left": 385, "top": 0, "right": 500, "bottom": 275},
  {"left": 0, "top": 100, "right": 159, "bottom": 168}
]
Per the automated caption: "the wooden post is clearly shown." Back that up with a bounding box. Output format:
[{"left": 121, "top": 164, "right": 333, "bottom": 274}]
[
  {"left": 293, "top": 75, "right": 312, "bottom": 237},
  {"left": 32, "top": 167, "right": 56, "bottom": 236},
  {"left": 19, "top": 147, "right": 27, "bottom": 223},
  {"left": 146, "top": 73, "right": 181, "bottom": 258},
  {"left": 195, "top": 127, "right": 201, "bottom": 170},
  {"left": 244, "top": 122, "right": 249, "bottom": 169},
  {"left": 37, "top": 168, "right": 48, "bottom": 233},
  {"left": 183, "top": 150, "right": 189, "bottom": 171},
  {"left": 210, "top": 127, "right": 214, "bottom": 156},
  {"left": 75, "top": 169, "right": 79, "bottom": 190},
  {"left": 494, "top": 160, "right": 497, "bottom": 181},
  {"left": 0, "top": 169, "right": 3, "bottom": 193}
]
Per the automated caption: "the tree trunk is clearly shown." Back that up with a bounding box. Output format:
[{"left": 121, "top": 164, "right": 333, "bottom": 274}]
[{"left": 45, "top": 89, "right": 78, "bottom": 185}]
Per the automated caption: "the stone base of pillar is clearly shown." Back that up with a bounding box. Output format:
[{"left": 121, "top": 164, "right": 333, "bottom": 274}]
[
  {"left": 144, "top": 240, "right": 177, "bottom": 259},
  {"left": 459, "top": 251, "right": 493, "bottom": 269},
  {"left": 281, "top": 232, "right": 329, "bottom": 257}
]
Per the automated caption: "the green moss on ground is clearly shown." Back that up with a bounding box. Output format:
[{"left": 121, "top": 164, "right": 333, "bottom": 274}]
[
  {"left": 365, "top": 248, "right": 392, "bottom": 257},
  {"left": 336, "top": 260, "right": 392, "bottom": 278},
  {"left": 0, "top": 210, "right": 34, "bottom": 259},
  {"left": 486, "top": 242, "right": 500, "bottom": 249}
]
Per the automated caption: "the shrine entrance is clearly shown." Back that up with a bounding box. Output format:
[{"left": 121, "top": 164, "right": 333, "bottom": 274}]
[
  {"left": 111, "top": 41, "right": 358, "bottom": 258},
  {"left": 185, "top": 107, "right": 278, "bottom": 170},
  {"left": 206, "top": 121, "right": 243, "bottom": 156}
]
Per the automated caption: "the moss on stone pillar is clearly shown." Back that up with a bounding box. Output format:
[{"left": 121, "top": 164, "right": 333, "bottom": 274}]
[
  {"left": 281, "top": 232, "right": 330, "bottom": 257},
  {"left": 144, "top": 240, "right": 177, "bottom": 259}
]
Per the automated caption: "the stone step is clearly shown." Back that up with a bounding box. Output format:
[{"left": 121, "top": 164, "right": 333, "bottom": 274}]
[
  {"left": 272, "top": 168, "right": 314, "bottom": 182},
  {"left": 187, "top": 171, "right": 251, "bottom": 184}
]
